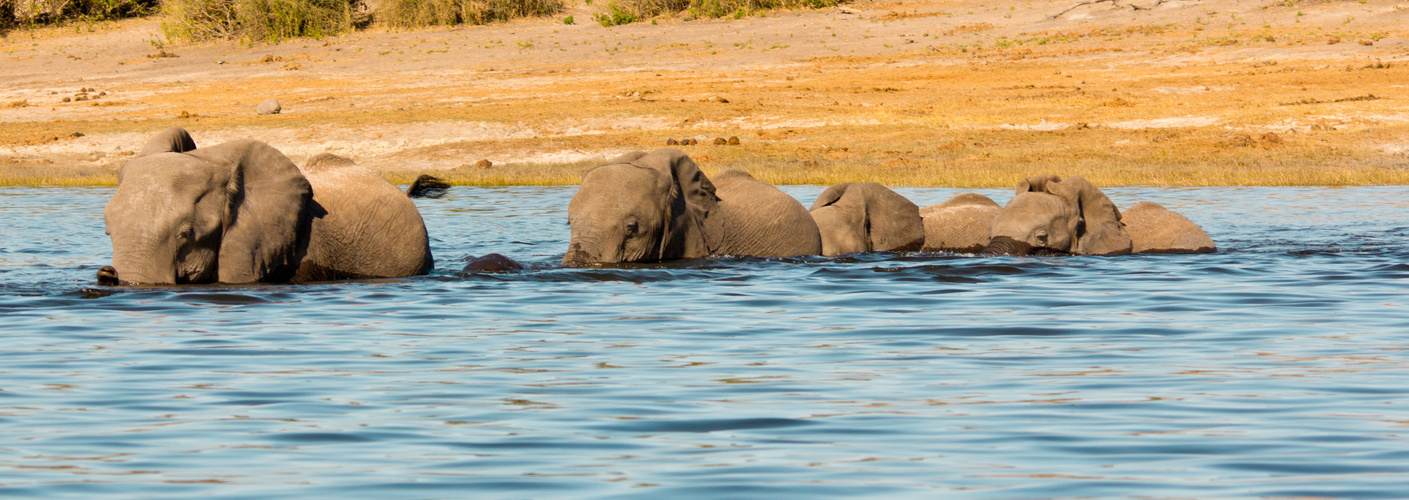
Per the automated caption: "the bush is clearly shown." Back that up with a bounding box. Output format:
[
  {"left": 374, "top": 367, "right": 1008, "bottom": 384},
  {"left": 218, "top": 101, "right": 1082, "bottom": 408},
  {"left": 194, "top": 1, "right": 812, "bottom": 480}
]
[
  {"left": 161, "top": 0, "right": 359, "bottom": 42},
  {"left": 591, "top": 0, "right": 634, "bottom": 26},
  {"left": 593, "top": 0, "right": 836, "bottom": 26},
  {"left": 381, "top": 0, "right": 563, "bottom": 29},
  {"left": 5, "top": 0, "right": 157, "bottom": 29}
]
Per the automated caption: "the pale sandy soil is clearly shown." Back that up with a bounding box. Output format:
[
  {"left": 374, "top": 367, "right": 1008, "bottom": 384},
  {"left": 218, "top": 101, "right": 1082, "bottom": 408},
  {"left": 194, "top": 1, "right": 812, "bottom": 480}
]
[{"left": 2, "top": 0, "right": 1407, "bottom": 186}]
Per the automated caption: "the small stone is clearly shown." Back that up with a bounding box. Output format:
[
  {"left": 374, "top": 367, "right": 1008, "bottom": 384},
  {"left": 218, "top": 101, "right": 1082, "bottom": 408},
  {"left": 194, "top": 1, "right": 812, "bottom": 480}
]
[
  {"left": 257, "top": 98, "right": 281, "bottom": 115},
  {"left": 62, "top": 97, "right": 71, "bottom": 103},
  {"left": 727, "top": 136, "right": 740, "bottom": 145},
  {"left": 684, "top": 138, "right": 698, "bottom": 145},
  {"left": 474, "top": 159, "right": 492, "bottom": 168},
  {"left": 1260, "top": 132, "right": 1282, "bottom": 145},
  {"left": 666, "top": 138, "right": 679, "bottom": 145},
  {"left": 713, "top": 138, "right": 727, "bottom": 145}
]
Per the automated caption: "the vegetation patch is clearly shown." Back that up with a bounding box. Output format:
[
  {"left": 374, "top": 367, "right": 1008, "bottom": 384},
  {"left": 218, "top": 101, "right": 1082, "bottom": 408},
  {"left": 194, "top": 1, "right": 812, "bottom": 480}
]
[
  {"left": 381, "top": 0, "right": 563, "bottom": 29},
  {"left": 594, "top": 0, "right": 840, "bottom": 26},
  {"left": 160, "top": 0, "right": 361, "bottom": 42}
]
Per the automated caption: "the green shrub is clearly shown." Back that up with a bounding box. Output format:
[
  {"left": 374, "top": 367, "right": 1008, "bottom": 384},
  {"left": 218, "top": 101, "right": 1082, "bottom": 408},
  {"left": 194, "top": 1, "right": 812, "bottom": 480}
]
[
  {"left": 592, "top": 0, "right": 836, "bottom": 26},
  {"left": 591, "top": 1, "right": 634, "bottom": 26},
  {"left": 6, "top": 0, "right": 156, "bottom": 28},
  {"left": 381, "top": 0, "right": 563, "bottom": 28},
  {"left": 161, "top": 0, "right": 359, "bottom": 42}
]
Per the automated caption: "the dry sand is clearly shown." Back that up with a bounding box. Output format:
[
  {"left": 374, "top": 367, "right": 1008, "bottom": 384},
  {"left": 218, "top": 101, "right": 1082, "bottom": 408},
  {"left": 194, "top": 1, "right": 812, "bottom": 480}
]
[{"left": 2, "top": 0, "right": 1407, "bottom": 186}]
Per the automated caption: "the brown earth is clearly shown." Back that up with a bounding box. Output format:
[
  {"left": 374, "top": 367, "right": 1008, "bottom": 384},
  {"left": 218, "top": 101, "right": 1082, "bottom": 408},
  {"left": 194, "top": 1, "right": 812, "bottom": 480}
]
[{"left": 2, "top": 0, "right": 1408, "bottom": 187}]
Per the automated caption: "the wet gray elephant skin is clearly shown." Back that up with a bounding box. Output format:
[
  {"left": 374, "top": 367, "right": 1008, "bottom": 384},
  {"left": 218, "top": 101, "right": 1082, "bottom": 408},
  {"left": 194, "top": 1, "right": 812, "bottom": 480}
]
[
  {"left": 919, "top": 193, "right": 1001, "bottom": 254},
  {"left": 562, "top": 149, "right": 820, "bottom": 266},
  {"left": 100, "top": 127, "right": 433, "bottom": 285},
  {"left": 1122, "top": 201, "right": 1216, "bottom": 254},
  {"left": 809, "top": 182, "right": 924, "bottom": 257},
  {"left": 985, "top": 174, "right": 1133, "bottom": 256},
  {"left": 294, "top": 154, "right": 434, "bottom": 282}
]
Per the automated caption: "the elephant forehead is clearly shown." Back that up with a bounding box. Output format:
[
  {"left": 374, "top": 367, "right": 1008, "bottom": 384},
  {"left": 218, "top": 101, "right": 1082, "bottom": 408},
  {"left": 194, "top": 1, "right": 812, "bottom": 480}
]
[
  {"left": 992, "top": 193, "right": 1069, "bottom": 231},
  {"left": 119, "top": 153, "right": 226, "bottom": 194},
  {"left": 575, "top": 166, "right": 663, "bottom": 207}
]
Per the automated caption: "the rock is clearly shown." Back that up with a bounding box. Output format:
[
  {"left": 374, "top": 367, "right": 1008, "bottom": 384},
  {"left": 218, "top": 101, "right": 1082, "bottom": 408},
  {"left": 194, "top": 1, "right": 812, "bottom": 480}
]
[
  {"left": 462, "top": 253, "right": 524, "bottom": 273},
  {"left": 257, "top": 98, "right": 282, "bottom": 115},
  {"left": 682, "top": 138, "right": 698, "bottom": 145},
  {"left": 713, "top": 138, "right": 727, "bottom": 145},
  {"left": 666, "top": 138, "right": 679, "bottom": 145},
  {"left": 474, "top": 159, "right": 492, "bottom": 168},
  {"left": 728, "top": 136, "right": 740, "bottom": 145}
]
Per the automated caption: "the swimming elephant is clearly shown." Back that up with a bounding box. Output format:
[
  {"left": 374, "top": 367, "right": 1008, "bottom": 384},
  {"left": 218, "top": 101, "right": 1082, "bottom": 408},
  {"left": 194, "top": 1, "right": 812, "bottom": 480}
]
[
  {"left": 1121, "top": 201, "right": 1216, "bottom": 254},
  {"left": 984, "top": 174, "right": 1132, "bottom": 256},
  {"left": 562, "top": 149, "right": 820, "bottom": 266},
  {"left": 99, "top": 127, "right": 433, "bottom": 285},
  {"left": 919, "top": 193, "right": 1001, "bottom": 254},
  {"left": 809, "top": 182, "right": 924, "bottom": 256}
]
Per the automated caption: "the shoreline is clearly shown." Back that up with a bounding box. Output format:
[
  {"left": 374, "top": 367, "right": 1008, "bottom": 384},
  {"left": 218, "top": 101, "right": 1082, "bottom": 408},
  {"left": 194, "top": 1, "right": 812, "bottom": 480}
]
[{"left": 4, "top": 0, "right": 1408, "bottom": 187}]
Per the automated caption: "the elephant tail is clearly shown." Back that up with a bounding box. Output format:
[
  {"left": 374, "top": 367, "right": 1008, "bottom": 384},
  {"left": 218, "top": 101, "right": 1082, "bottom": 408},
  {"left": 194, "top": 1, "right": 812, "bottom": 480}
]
[{"left": 407, "top": 174, "right": 451, "bottom": 199}]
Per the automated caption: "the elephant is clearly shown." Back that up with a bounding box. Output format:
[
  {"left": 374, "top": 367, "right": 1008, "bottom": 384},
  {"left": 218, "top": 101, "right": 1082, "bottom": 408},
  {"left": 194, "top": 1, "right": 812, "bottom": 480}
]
[
  {"left": 99, "top": 127, "right": 433, "bottom": 285},
  {"left": 562, "top": 149, "right": 820, "bottom": 266},
  {"left": 919, "top": 193, "right": 1001, "bottom": 254},
  {"left": 984, "top": 174, "right": 1132, "bottom": 256},
  {"left": 809, "top": 182, "right": 924, "bottom": 256},
  {"left": 1121, "top": 201, "right": 1216, "bottom": 253}
]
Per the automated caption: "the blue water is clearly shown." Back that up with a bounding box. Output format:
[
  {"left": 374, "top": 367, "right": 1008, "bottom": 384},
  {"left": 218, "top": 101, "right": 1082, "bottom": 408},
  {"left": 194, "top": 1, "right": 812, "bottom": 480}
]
[{"left": 1, "top": 185, "right": 1407, "bottom": 499}]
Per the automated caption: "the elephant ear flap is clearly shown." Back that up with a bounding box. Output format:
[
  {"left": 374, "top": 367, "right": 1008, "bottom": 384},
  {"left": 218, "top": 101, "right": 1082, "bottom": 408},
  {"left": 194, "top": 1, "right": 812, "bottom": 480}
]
[
  {"left": 1017, "top": 174, "right": 1061, "bottom": 195},
  {"left": 138, "top": 126, "right": 198, "bottom": 157},
  {"left": 205, "top": 140, "right": 312, "bottom": 283},
  {"left": 810, "top": 183, "right": 850, "bottom": 211},
  {"left": 1049, "top": 176, "right": 1131, "bottom": 255},
  {"left": 659, "top": 149, "right": 718, "bottom": 218}
]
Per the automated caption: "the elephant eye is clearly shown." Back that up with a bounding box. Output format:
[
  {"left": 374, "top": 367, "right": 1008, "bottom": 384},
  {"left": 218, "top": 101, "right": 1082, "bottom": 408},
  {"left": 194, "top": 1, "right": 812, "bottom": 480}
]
[
  {"left": 1034, "top": 229, "right": 1048, "bottom": 245},
  {"left": 177, "top": 222, "right": 194, "bottom": 241},
  {"left": 624, "top": 218, "right": 639, "bottom": 237}
]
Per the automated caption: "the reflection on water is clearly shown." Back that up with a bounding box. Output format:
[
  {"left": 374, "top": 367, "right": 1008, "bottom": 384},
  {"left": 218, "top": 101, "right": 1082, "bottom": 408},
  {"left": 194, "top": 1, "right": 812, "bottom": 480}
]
[{"left": 1, "top": 186, "right": 1408, "bottom": 498}]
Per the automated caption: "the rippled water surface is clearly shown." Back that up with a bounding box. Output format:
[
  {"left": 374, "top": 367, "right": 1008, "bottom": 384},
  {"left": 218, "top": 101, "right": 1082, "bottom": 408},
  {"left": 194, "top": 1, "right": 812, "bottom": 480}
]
[{"left": 2, "top": 185, "right": 1408, "bottom": 499}]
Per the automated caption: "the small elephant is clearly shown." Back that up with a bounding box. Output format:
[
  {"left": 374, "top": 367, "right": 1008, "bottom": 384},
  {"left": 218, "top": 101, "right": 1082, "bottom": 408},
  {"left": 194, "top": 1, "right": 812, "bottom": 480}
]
[
  {"left": 919, "top": 193, "right": 1001, "bottom": 254},
  {"left": 985, "top": 174, "right": 1132, "bottom": 256},
  {"left": 809, "top": 182, "right": 924, "bottom": 256},
  {"left": 562, "top": 149, "right": 820, "bottom": 266},
  {"left": 1122, "top": 201, "right": 1216, "bottom": 254},
  {"left": 101, "top": 127, "right": 433, "bottom": 285}
]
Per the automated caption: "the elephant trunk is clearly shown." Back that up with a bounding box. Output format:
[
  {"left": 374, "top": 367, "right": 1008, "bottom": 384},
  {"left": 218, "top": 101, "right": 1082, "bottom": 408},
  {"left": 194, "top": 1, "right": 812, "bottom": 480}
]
[
  {"left": 111, "top": 247, "right": 178, "bottom": 285},
  {"left": 562, "top": 241, "right": 597, "bottom": 267},
  {"left": 982, "top": 236, "right": 1035, "bottom": 256}
]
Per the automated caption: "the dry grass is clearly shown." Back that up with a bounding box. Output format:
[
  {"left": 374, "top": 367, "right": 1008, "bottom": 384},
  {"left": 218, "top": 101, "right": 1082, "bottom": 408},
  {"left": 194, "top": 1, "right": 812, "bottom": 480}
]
[
  {"left": 381, "top": 0, "right": 563, "bottom": 29},
  {"left": 5, "top": 1, "right": 1409, "bottom": 188}
]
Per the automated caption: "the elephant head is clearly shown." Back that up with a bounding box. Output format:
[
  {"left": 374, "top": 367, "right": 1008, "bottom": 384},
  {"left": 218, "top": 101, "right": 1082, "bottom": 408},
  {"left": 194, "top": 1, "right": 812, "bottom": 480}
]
[
  {"left": 563, "top": 149, "right": 718, "bottom": 266},
  {"left": 810, "top": 182, "right": 924, "bottom": 256},
  {"left": 984, "top": 175, "right": 1132, "bottom": 256},
  {"left": 102, "top": 128, "right": 312, "bottom": 284}
]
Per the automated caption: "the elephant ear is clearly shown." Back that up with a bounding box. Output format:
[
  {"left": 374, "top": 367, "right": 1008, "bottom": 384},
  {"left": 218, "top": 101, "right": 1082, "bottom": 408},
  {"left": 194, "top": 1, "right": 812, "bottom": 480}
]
[
  {"left": 626, "top": 149, "right": 719, "bottom": 257},
  {"left": 810, "top": 183, "right": 853, "bottom": 211},
  {"left": 1046, "top": 176, "right": 1131, "bottom": 255},
  {"left": 191, "top": 140, "right": 312, "bottom": 283},
  {"left": 138, "top": 126, "right": 198, "bottom": 157},
  {"left": 1016, "top": 174, "right": 1062, "bottom": 195}
]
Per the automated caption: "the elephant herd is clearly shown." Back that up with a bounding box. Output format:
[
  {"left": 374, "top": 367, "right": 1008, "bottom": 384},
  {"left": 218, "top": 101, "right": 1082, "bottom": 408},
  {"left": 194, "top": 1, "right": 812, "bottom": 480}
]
[{"left": 97, "top": 128, "right": 1215, "bottom": 286}]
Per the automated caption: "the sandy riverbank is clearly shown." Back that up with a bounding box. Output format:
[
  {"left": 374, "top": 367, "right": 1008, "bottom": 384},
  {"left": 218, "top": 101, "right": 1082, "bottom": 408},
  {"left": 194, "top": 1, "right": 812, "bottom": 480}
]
[{"left": 2, "top": 0, "right": 1408, "bottom": 187}]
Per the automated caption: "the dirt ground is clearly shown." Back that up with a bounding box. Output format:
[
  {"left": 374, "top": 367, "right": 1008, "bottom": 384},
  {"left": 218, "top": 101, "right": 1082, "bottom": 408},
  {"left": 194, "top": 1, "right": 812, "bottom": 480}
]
[{"left": 2, "top": 0, "right": 1408, "bottom": 186}]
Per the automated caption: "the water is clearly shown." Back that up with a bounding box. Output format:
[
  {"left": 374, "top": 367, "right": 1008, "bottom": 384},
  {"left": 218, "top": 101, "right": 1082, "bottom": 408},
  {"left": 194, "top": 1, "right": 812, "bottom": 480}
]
[{"left": 1, "top": 185, "right": 1407, "bottom": 499}]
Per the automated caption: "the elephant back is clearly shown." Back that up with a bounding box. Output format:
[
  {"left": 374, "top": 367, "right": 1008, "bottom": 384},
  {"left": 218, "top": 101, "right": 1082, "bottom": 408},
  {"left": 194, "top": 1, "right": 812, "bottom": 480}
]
[
  {"left": 1121, "top": 201, "right": 1216, "bottom": 254},
  {"left": 921, "top": 193, "right": 1001, "bottom": 253},
  {"left": 294, "top": 154, "right": 433, "bottom": 281},
  {"left": 711, "top": 169, "right": 821, "bottom": 257}
]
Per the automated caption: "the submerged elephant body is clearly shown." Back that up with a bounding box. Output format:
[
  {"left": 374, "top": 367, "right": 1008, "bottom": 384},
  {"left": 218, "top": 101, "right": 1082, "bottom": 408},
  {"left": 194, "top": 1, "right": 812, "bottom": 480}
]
[
  {"left": 810, "top": 182, "right": 924, "bottom": 257},
  {"left": 563, "top": 149, "right": 820, "bottom": 266},
  {"left": 102, "top": 127, "right": 433, "bottom": 285},
  {"left": 920, "top": 193, "right": 1001, "bottom": 254},
  {"left": 1122, "top": 201, "right": 1216, "bottom": 254}
]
